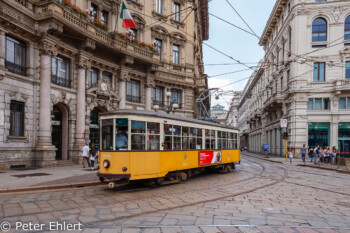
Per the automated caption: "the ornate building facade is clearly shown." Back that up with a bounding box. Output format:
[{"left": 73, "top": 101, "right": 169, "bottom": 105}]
[
  {"left": 244, "top": 0, "right": 350, "bottom": 157},
  {"left": 225, "top": 91, "right": 242, "bottom": 128},
  {"left": 0, "top": 0, "right": 209, "bottom": 168}
]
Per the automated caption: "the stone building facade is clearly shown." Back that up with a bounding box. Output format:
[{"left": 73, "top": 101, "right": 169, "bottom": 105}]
[
  {"left": 0, "top": 0, "right": 209, "bottom": 168},
  {"left": 244, "top": 0, "right": 350, "bottom": 157},
  {"left": 225, "top": 91, "right": 242, "bottom": 128}
]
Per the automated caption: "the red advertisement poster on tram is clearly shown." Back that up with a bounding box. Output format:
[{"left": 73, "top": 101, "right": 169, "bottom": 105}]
[{"left": 198, "top": 151, "right": 222, "bottom": 166}]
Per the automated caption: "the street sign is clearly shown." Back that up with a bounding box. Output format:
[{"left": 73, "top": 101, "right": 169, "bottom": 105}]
[
  {"left": 280, "top": 119, "right": 288, "bottom": 128},
  {"left": 263, "top": 144, "right": 269, "bottom": 152}
]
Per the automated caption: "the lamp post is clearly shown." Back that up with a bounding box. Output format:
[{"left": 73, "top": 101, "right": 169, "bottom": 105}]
[{"left": 153, "top": 89, "right": 179, "bottom": 114}]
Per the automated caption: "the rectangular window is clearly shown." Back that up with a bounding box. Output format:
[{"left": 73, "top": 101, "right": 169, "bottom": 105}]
[
  {"left": 116, "top": 118, "right": 128, "bottom": 150},
  {"left": 88, "top": 68, "right": 99, "bottom": 88},
  {"left": 173, "top": 44, "right": 180, "bottom": 64},
  {"left": 51, "top": 56, "right": 70, "bottom": 87},
  {"left": 102, "top": 71, "right": 112, "bottom": 85},
  {"left": 126, "top": 79, "right": 141, "bottom": 103},
  {"left": 155, "top": 39, "right": 162, "bottom": 60},
  {"left": 131, "top": 121, "right": 145, "bottom": 150},
  {"left": 10, "top": 101, "right": 25, "bottom": 136},
  {"left": 101, "top": 10, "right": 108, "bottom": 25},
  {"left": 171, "top": 89, "right": 181, "bottom": 108},
  {"left": 101, "top": 119, "right": 113, "bottom": 150},
  {"left": 152, "top": 86, "right": 164, "bottom": 106},
  {"left": 90, "top": 4, "right": 97, "bottom": 20},
  {"left": 173, "top": 3, "right": 181, "bottom": 21},
  {"left": 5, "top": 36, "right": 26, "bottom": 76},
  {"left": 155, "top": 0, "right": 163, "bottom": 14},
  {"left": 147, "top": 122, "right": 160, "bottom": 150},
  {"left": 346, "top": 62, "right": 350, "bottom": 79},
  {"left": 339, "top": 97, "right": 350, "bottom": 109},
  {"left": 313, "top": 62, "right": 325, "bottom": 82},
  {"left": 308, "top": 98, "right": 330, "bottom": 110},
  {"left": 287, "top": 70, "right": 290, "bottom": 85}
]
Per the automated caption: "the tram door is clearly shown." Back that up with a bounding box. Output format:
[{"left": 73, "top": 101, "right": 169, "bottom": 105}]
[
  {"left": 52, "top": 106, "right": 62, "bottom": 160},
  {"left": 90, "top": 108, "right": 101, "bottom": 150}
]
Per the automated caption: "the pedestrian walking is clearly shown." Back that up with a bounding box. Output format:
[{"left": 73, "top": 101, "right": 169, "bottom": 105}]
[
  {"left": 82, "top": 143, "right": 90, "bottom": 168},
  {"left": 314, "top": 145, "right": 320, "bottom": 164},
  {"left": 309, "top": 146, "right": 314, "bottom": 162},
  {"left": 90, "top": 149, "right": 97, "bottom": 170},
  {"left": 300, "top": 144, "right": 307, "bottom": 163},
  {"left": 331, "top": 146, "right": 338, "bottom": 165},
  {"left": 288, "top": 149, "right": 293, "bottom": 164},
  {"left": 244, "top": 146, "right": 247, "bottom": 152}
]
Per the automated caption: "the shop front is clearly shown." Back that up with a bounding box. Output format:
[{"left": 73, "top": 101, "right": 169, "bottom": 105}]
[
  {"left": 308, "top": 123, "right": 330, "bottom": 148},
  {"left": 339, "top": 123, "right": 350, "bottom": 158}
]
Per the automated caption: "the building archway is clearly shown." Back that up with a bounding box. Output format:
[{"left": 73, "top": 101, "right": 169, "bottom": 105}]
[{"left": 51, "top": 104, "right": 69, "bottom": 160}]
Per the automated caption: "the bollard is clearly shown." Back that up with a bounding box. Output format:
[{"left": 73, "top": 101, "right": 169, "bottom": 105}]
[{"left": 337, "top": 153, "right": 340, "bottom": 170}]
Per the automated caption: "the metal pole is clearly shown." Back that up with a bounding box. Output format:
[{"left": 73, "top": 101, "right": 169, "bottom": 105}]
[
  {"left": 285, "top": 138, "right": 288, "bottom": 161},
  {"left": 337, "top": 153, "right": 340, "bottom": 170}
]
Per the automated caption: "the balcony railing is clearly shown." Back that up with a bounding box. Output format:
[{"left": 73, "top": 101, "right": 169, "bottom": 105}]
[
  {"left": 152, "top": 100, "right": 164, "bottom": 107},
  {"left": 126, "top": 95, "right": 141, "bottom": 103},
  {"left": 5, "top": 61, "right": 26, "bottom": 76},
  {"left": 51, "top": 75, "right": 70, "bottom": 87}
]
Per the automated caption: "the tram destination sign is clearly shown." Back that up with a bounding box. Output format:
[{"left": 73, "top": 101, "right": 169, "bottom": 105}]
[
  {"left": 97, "top": 94, "right": 110, "bottom": 100},
  {"left": 198, "top": 151, "right": 222, "bottom": 166}
]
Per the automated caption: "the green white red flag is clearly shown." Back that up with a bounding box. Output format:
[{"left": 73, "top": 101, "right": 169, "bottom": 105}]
[{"left": 120, "top": 1, "right": 136, "bottom": 29}]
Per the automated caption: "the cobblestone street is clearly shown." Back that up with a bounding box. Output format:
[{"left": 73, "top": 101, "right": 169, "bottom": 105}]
[{"left": 1, "top": 156, "right": 350, "bottom": 233}]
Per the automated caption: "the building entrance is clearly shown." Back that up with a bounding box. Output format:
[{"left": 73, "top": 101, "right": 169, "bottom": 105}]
[
  {"left": 308, "top": 123, "right": 330, "bottom": 148},
  {"left": 52, "top": 106, "right": 62, "bottom": 160},
  {"left": 339, "top": 123, "right": 350, "bottom": 158}
]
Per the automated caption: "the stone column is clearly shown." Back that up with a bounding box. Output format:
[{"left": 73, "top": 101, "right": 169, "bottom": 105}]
[
  {"left": 27, "top": 42, "right": 35, "bottom": 78},
  {"left": 0, "top": 28, "right": 6, "bottom": 68},
  {"left": 34, "top": 39, "right": 58, "bottom": 167},
  {"left": 75, "top": 56, "right": 89, "bottom": 147},
  {"left": 145, "top": 75, "right": 155, "bottom": 111},
  {"left": 118, "top": 69, "right": 129, "bottom": 109}
]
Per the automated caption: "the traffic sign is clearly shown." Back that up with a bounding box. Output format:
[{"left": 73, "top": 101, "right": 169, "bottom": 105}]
[
  {"left": 280, "top": 119, "right": 288, "bottom": 128},
  {"left": 263, "top": 144, "right": 269, "bottom": 152}
]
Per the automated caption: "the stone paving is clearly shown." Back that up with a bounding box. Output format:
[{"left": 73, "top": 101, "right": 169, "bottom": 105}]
[{"left": 0, "top": 156, "right": 350, "bottom": 232}]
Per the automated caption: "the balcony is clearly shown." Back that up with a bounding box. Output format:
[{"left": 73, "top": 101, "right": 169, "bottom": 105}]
[
  {"left": 34, "top": 0, "right": 157, "bottom": 63},
  {"left": 5, "top": 61, "right": 26, "bottom": 76},
  {"left": 263, "top": 88, "right": 285, "bottom": 110},
  {"left": 334, "top": 79, "right": 350, "bottom": 93}
]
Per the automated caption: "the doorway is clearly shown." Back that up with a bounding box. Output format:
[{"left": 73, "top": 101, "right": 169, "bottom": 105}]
[
  {"left": 90, "top": 107, "right": 102, "bottom": 151},
  {"left": 52, "top": 106, "right": 62, "bottom": 160}
]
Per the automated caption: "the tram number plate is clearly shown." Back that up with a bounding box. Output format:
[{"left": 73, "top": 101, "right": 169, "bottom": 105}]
[{"left": 199, "top": 151, "right": 222, "bottom": 166}]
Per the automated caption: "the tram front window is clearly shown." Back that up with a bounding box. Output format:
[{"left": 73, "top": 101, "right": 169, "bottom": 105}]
[
  {"left": 102, "top": 119, "right": 113, "bottom": 151},
  {"left": 116, "top": 118, "right": 128, "bottom": 150}
]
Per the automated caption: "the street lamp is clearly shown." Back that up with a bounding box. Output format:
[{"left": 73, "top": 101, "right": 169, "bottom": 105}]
[{"left": 153, "top": 89, "right": 179, "bottom": 114}]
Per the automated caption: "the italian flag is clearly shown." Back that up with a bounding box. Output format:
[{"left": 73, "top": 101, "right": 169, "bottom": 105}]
[{"left": 120, "top": 1, "right": 136, "bottom": 29}]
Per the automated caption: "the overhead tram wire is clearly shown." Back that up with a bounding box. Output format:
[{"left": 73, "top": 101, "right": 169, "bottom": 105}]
[{"left": 225, "top": 0, "right": 259, "bottom": 39}]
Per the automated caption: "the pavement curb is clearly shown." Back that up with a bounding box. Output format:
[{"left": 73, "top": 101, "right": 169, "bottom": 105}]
[
  {"left": 0, "top": 181, "right": 103, "bottom": 194},
  {"left": 297, "top": 164, "right": 350, "bottom": 174},
  {"left": 243, "top": 153, "right": 283, "bottom": 164}
]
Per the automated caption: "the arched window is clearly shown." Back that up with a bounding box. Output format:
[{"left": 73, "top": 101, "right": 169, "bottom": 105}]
[
  {"left": 345, "top": 16, "right": 350, "bottom": 40},
  {"left": 312, "top": 17, "right": 327, "bottom": 42}
]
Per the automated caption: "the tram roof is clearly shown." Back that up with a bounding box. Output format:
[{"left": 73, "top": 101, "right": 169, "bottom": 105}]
[{"left": 100, "top": 110, "right": 239, "bottom": 131}]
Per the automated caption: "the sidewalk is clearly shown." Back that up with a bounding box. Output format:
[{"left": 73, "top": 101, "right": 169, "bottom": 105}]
[
  {"left": 243, "top": 151, "right": 350, "bottom": 174},
  {"left": 0, "top": 165, "right": 101, "bottom": 193}
]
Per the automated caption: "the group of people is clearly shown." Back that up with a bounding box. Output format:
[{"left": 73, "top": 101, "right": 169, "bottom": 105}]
[
  {"left": 306, "top": 145, "right": 338, "bottom": 165},
  {"left": 82, "top": 143, "right": 98, "bottom": 170}
]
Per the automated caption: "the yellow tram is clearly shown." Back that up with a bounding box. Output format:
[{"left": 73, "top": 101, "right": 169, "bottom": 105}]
[{"left": 97, "top": 110, "right": 240, "bottom": 188}]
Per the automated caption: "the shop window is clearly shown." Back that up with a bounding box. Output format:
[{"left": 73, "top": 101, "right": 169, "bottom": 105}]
[{"left": 308, "top": 123, "right": 330, "bottom": 148}]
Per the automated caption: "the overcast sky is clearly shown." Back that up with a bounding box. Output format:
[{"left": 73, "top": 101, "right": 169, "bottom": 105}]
[{"left": 204, "top": 0, "right": 276, "bottom": 109}]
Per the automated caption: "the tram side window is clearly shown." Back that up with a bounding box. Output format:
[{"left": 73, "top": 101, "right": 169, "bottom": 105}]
[
  {"left": 190, "top": 127, "right": 196, "bottom": 149},
  {"left": 218, "top": 131, "right": 228, "bottom": 149},
  {"left": 182, "top": 127, "right": 189, "bottom": 150},
  {"left": 205, "top": 130, "right": 216, "bottom": 149},
  {"left": 147, "top": 122, "right": 160, "bottom": 150},
  {"left": 116, "top": 118, "right": 128, "bottom": 150},
  {"left": 102, "top": 119, "right": 113, "bottom": 150},
  {"left": 173, "top": 125, "right": 181, "bottom": 150},
  {"left": 164, "top": 124, "right": 173, "bottom": 150},
  {"left": 228, "top": 132, "right": 238, "bottom": 149},
  {"left": 131, "top": 121, "right": 146, "bottom": 150},
  {"left": 196, "top": 128, "right": 202, "bottom": 149}
]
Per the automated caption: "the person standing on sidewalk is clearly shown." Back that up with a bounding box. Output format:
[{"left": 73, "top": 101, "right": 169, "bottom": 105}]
[
  {"left": 309, "top": 146, "right": 314, "bottom": 162},
  {"left": 314, "top": 145, "right": 320, "bottom": 164},
  {"left": 331, "top": 146, "right": 338, "bottom": 165},
  {"left": 288, "top": 149, "right": 294, "bottom": 164},
  {"left": 300, "top": 144, "right": 307, "bottom": 163},
  {"left": 90, "top": 149, "right": 96, "bottom": 170},
  {"left": 82, "top": 143, "right": 90, "bottom": 168}
]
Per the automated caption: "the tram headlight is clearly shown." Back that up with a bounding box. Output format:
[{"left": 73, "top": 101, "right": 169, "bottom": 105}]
[{"left": 103, "top": 160, "right": 110, "bottom": 168}]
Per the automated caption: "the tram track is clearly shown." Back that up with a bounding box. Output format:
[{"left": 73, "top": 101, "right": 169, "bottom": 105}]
[{"left": 0, "top": 159, "right": 268, "bottom": 220}]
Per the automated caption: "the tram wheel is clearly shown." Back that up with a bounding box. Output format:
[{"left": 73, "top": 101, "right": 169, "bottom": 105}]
[
  {"left": 219, "top": 165, "right": 228, "bottom": 174},
  {"left": 179, "top": 172, "right": 188, "bottom": 181},
  {"left": 227, "top": 165, "right": 233, "bottom": 173}
]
